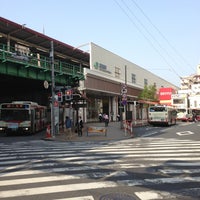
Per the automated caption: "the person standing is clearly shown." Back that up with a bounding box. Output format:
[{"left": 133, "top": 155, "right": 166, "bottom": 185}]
[
  {"left": 77, "top": 116, "right": 83, "bottom": 137},
  {"left": 104, "top": 113, "right": 109, "bottom": 127},
  {"left": 98, "top": 113, "right": 103, "bottom": 122},
  {"left": 117, "top": 114, "right": 120, "bottom": 121},
  {"left": 65, "top": 116, "right": 72, "bottom": 140}
]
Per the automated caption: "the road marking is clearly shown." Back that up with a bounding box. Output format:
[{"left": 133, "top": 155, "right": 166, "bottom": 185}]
[
  {"left": 118, "top": 176, "right": 200, "bottom": 186},
  {"left": 135, "top": 191, "right": 174, "bottom": 200},
  {"left": 0, "top": 181, "right": 118, "bottom": 198},
  {"left": 131, "top": 157, "right": 200, "bottom": 161},
  {"left": 1, "top": 138, "right": 200, "bottom": 199},
  {"left": 0, "top": 174, "right": 82, "bottom": 186},
  {"left": 176, "top": 131, "right": 194, "bottom": 136},
  {"left": 143, "top": 131, "right": 158, "bottom": 137},
  {"left": 159, "top": 168, "right": 200, "bottom": 174},
  {"left": 54, "top": 196, "right": 94, "bottom": 200},
  {"left": 135, "top": 191, "right": 164, "bottom": 200}
]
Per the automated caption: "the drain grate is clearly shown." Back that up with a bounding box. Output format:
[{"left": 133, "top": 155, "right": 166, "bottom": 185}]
[{"left": 99, "top": 193, "right": 136, "bottom": 200}]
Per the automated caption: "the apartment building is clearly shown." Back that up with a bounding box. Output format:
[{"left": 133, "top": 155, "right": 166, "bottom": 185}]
[{"left": 172, "top": 64, "right": 200, "bottom": 119}]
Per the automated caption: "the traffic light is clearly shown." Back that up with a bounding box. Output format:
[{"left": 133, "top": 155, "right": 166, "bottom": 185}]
[
  {"left": 72, "top": 77, "right": 80, "bottom": 87},
  {"left": 57, "top": 91, "right": 63, "bottom": 102},
  {"left": 65, "top": 89, "right": 73, "bottom": 101}
]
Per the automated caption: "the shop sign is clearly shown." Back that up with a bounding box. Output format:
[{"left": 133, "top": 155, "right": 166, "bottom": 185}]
[
  {"left": 159, "top": 87, "right": 175, "bottom": 100},
  {"left": 93, "top": 62, "right": 111, "bottom": 74}
]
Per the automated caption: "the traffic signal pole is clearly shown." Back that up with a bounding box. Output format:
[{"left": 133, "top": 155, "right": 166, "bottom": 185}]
[
  {"left": 124, "top": 65, "right": 127, "bottom": 136},
  {"left": 50, "top": 41, "right": 55, "bottom": 137}
]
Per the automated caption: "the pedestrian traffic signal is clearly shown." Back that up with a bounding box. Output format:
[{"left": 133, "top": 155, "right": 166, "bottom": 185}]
[
  {"left": 57, "top": 91, "right": 63, "bottom": 102},
  {"left": 65, "top": 89, "right": 73, "bottom": 101}
]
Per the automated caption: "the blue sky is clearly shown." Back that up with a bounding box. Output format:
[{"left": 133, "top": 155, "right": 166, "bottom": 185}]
[{"left": 1, "top": 0, "right": 200, "bottom": 87}]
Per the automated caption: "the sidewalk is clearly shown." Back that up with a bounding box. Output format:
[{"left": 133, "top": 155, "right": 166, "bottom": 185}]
[{"left": 50, "top": 121, "right": 132, "bottom": 142}]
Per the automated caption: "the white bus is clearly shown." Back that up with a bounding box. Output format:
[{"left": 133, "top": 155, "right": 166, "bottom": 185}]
[
  {"left": 0, "top": 101, "right": 47, "bottom": 135},
  {"left": 148, "top": 105, "right": 177, "bottom": 126}
]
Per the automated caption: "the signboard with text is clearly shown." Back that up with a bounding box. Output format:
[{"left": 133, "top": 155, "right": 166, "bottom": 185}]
[
  {"left": 121, "top": 84, "right": 127, "bottom": 105},
  {"left": 159, "top": 87, "right": 175, "bottom": 101}
]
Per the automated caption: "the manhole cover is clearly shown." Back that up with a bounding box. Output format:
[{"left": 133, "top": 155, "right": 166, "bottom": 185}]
[{"left": 99, "top": 193, "right": 136, "bottom": 200}]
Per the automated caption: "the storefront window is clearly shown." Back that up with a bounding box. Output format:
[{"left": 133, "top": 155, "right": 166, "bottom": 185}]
[
  {"left": 87, "top": 96, "right": 102, "bottom": 122},
  {"left": 86, "top": 94, "right": 109, "bottom": 122}
]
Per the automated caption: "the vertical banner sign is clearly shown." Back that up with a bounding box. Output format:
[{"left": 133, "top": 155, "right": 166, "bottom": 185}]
[{"left": 121, "top": 84, "right": 127, "bottom": 105}]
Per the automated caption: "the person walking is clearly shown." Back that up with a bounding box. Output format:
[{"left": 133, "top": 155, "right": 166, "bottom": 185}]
[
  {"left": 77, "top": 116, "right": 83, "bottom": 137},
  {"left": 65, "top": 116, "right": 72, "bottom": 140}
]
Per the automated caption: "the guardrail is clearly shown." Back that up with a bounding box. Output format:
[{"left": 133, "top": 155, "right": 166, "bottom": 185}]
[{"left": 0, "top": 43, "right": 83, "bottom": 78}]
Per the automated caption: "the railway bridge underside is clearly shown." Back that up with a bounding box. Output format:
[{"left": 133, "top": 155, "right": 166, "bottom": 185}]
[
  {"left": 0, "top": 17, "right": 89, "bottom": 106},
  {"left": 0, "top": 48, "right": 84, "bottom": 106}
]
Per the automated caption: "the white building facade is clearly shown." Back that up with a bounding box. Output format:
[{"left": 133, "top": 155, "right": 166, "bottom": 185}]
[
  {"left": 171, "top": 65, "right": 200, "bottom": 120},
  {"left": 79, "top": 43, "right": 178, "bottom": 122}
]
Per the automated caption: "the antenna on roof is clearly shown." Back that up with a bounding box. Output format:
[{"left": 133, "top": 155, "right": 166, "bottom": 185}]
[{"left": 43, "top": 25, "right": 45, "bottom": 35}]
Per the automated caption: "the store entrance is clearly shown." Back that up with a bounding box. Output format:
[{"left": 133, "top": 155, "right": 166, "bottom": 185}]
[
  {"left": 102, "top": 98, "right": 109, "bottom": 115},
  {"left": 87, "top": 94, "right": 109, "bottom": 122}
]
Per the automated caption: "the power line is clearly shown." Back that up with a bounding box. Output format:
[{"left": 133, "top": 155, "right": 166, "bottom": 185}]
[
  {"left": 114, "top": 0, "right": 181, "bottom": 79},
  {"left": 131, "top": 0, "right": 196, "bottom": 73}
]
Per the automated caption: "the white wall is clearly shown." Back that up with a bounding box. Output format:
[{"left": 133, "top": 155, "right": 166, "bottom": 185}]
[{"left": 89, "top": 42, "right": 178, "bottom": 90}]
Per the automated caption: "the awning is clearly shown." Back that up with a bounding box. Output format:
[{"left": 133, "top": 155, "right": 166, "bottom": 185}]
[{"left": 159, "top": 100, "right": 171, "bottom": 106}]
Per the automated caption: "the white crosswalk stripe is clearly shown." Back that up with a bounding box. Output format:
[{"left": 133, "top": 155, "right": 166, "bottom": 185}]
[{"left": 0, "top": 138, "right": 200, "bottom": 199}]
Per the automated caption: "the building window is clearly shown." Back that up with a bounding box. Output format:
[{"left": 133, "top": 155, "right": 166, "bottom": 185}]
[
  {"left": 131, "top": 73, "right": 136, "bottom": 84},
  {"left": 144, "top": 78, "right": 148, "bottom": 86},
  {"left": 115, "top": 67, "right": 121, "bottom": 78}
]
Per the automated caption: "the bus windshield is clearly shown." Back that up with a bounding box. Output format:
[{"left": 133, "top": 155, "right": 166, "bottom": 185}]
[
  {"left": 177, "top": 109, "right": 186, "bottom": 113},
  {"left": 0, "top": 110, "right": 30, "bottom": 121},
  {"left": 149, "top": 106, "right": 167, "bottom": 112}
]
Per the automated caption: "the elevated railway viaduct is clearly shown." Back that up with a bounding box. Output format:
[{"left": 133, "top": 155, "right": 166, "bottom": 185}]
[{"left": 0, "top": 17, "right": 89, "bottom": 106}]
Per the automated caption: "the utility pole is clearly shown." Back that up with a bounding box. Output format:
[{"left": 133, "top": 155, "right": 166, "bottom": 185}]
[
  {"left": 120, "top": 65, "right": 127, "bottom": 130},
  {"left": 50, "top": 41, "right": 55, "bottom": 137},
  {"left": 124, "top": 65, "right": 127, "bottom": 136},
  {"left": 125, "top": 65, "right": 127, "bottom": 116}
]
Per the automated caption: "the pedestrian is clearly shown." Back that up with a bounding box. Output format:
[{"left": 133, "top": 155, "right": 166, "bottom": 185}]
[
  {"left": 110, "top": 112, "right": 114, "bottom": 122},
  {"left": 117, "top": 114, "right": 120, "bottom": 121},
  {"left": 65, "top": 116, "right": 72, "bottom": 140},
  {"left": 104, "top": 114, "right": 109, "bottom": 127},
  {"left": 192, "top": 111, "right": 197, "bottom": 122},
  {"left": 99, "top": 113, "right": 103, "bottom": 122},
  {"left": 77, "top": 116, "right": 83, "bottom": 136}
]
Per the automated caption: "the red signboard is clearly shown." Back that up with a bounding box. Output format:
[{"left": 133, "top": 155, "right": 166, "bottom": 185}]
[{"left": 159, "top": 87, "right": 175, "bottom": 101}]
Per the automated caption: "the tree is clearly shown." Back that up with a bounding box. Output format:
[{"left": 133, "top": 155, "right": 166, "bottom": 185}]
[{"left": 138, "top": 84, "right": 158, "bottom": 101}]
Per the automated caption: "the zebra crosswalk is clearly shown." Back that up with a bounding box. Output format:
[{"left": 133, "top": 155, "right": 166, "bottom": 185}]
[{"left": 0, "top": 138, "right": 200, "bottom": 200}]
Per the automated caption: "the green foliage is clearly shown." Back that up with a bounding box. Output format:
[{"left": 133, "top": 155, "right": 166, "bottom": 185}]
[{"left": 138, "top": 84, "right": 158, "bottom": 101}]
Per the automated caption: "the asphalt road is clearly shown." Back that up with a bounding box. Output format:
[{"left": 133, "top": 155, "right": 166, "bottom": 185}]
[
  {"left": 134, "top": 121, "right": 200, "bottom": 141},
  {"left": 0, "top": 121, "right": 200, "bottom": 200}
]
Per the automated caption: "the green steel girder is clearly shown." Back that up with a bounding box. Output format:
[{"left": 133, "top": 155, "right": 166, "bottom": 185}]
[
  {"left": 0, "top": 60, "right": 69, "bottom": 85},
  {"left": 0, "top": 44, "right": 84, "bottom": 85}
]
